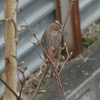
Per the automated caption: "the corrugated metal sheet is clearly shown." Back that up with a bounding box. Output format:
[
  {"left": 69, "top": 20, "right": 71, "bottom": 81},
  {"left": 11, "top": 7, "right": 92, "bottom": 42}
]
[
  {"left": 0, "top": 0, "right": 100, "bottom": 98},
  {"left": 79, "top": 0, "right": 100, "bottom": 32},
  {"left": 0, "top": 0, "right": 56, "bottom": 97}
]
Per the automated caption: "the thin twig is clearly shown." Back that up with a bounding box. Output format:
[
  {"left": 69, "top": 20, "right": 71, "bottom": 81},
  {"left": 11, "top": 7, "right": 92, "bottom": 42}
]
[
  {"left": 29, "top": 40, "right": 47, "bottom": 64},
  {"left": 61, "top": 0, "right": 76, "bottom": 32},
  {"left": 11, "top": 0, "right": 19, "bottom": 19},
  {"left": 54, "top": 68, "right": 67, "bottom": 100},
  {"left": 16, "top": 1, "right": 19, "bottom": 12},
  {"left": 17, "top": 10, "right": 27, "bottom": 26},
  {"left": 59, "top": 47, "right": 70, "bottom": 74},
  {"left": 57, "top": 0, "right": 75, "bottom": 74},
  {"left": 19, "top": 68, "right": 27, "bottom": 99},
  {"left": 17, "top": 70, "right": 20, "bottom": 92},
  {"left": 55, "top": 0, "right": 76, "bottom": 99},
  {"left": 31, "top": 66, "right": 49, "bottom": 100},
  {"left": 17, "top": 10, "right": 53, "bottom": 64},
  {"left": 56, "top": 76, "right": 63, "bottom": 100},
  {"left": 19, "top": 76, "right": 25, "bottom": 98},
  {"left": 19, "top": 83, "right": 24, "bottom": 99},
  {"left": 0, "top": 77, "right": 19, "bottom": 99}
]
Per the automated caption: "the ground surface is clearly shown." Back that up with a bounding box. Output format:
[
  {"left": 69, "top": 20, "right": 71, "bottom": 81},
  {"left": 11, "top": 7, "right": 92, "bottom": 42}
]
[{"left": 82, "top": 19, "right": 100, "bottom": 49}]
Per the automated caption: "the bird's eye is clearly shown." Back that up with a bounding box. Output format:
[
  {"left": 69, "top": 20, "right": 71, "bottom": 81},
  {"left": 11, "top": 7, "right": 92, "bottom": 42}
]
[{"left": 55, "top": 29, "right": 57, "bottom": 31}]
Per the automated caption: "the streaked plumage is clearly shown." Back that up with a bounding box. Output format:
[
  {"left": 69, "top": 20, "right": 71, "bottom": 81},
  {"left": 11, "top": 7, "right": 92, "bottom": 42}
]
[{"left": 41, "top": 23, "right": 61, "bottom": 73}]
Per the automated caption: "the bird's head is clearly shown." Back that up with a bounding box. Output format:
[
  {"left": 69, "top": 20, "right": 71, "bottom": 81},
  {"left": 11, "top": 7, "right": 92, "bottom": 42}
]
[{"left": 46, "top": 23, "right": 61, "bottom": 36}]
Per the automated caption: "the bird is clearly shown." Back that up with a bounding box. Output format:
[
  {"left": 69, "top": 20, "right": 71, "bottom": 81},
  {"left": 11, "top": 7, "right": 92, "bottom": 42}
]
[
  {"left": 41, "top": 23, "right": 61, "bottom": 74},
  {"left": 41, "top": 23, "right": 67, "bottom": 100}
]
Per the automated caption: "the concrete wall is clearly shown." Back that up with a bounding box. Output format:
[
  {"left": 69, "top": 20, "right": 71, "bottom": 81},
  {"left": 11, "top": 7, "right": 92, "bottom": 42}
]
[
  {"left": 67, "top": 68, "right": 100, "bottom": 100},
  {"left": 35, "top": 39, "right": 100, "bottom": 100}
]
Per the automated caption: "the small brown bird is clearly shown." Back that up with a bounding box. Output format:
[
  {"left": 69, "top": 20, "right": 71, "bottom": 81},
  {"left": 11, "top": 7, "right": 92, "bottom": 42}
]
[
  {"left": 41, "top": 23, "right": 67, "bottom": 100},
  {"left": 41, "top": 23, "right": 61, "bottom": 74}
]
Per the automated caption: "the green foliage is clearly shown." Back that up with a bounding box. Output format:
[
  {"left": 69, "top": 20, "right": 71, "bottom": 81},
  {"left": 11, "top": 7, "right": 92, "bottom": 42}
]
[{"left": 82, "top": 37, "right": 97, "bottom": 48}]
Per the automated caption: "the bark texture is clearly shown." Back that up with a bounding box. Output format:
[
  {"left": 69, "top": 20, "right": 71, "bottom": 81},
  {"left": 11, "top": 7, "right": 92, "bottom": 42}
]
[{"left": 3, "top": 0, "right": 17, "bottom": 100}]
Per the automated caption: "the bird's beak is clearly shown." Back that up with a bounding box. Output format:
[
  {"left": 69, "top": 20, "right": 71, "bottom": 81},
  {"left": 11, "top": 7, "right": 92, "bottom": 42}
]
[{"left": 58, "top": 30, "right": 63, "bottom": 34}]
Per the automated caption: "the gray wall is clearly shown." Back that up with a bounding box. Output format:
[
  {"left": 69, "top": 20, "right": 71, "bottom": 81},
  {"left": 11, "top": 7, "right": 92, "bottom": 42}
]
[
  {"left": 67, "top": 68, "right": 100, "bottom": 100},
  {"left": 79, "top": 0, "right": 100, "bottom": 32}
]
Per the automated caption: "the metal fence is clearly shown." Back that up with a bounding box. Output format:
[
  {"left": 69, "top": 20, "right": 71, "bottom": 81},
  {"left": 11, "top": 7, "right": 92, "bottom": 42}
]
[{"left": 0, "top": 0, "right": 100, "bottom": 98}]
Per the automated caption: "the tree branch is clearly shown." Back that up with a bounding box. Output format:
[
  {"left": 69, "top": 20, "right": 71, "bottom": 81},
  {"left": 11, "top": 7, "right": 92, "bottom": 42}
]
[
  {"left": 17, "top": 10, "right": 53, "bottom": 64},
  {"left": 59, "top": 46, "right": 70, "bottom": 74},
  {"left": 29, "top": 40, "right": 46, "bottom": 64},
  {"left": 61, "top": 0, "right": 76, "bottom": 32},
  {"left": 30, "top": 66, "right": 49, "bottom": 100},
  {"left": 0, "top": 77, "right": 19, "bottom": 99}
]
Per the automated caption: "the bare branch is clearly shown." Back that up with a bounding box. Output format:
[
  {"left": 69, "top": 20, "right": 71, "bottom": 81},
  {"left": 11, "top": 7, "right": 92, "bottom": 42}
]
[
  {"left": 31, "top": 66, "right": 49, "bottom": 100},
  {"left": 59, "top": 47, "right": 70, "bottom": 74},
  {"left": 61, "top": 0, "right": 76, "bottom": 32},
  {"left": 0, "top": 77, "right": 19, "bottom": 99},
  {"left": 58, "top": 0, "right": 76, "bottom": 73},
  {"left": 57, "top": 79, "right": 63, "bottom": 100},
  {"left": 29, "top": 40, "right": 47, "bottom": 64},
  {"left": 18, "top": 67, "right": 28, "bottom": 99},
  {"left": 55, "top": 70, "right": 67, "bottom": 100},
  {"left": 17, "top": 10, "right": 53, "bottom": 64}
]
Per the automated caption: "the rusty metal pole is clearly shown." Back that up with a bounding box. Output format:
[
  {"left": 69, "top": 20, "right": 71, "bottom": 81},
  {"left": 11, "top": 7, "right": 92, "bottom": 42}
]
[
  {"left": 55, "top": 0, "right": 62, "bottom": 24},
  {"left": 55, "top": 0, "right": 67, "bottom": 56},
  {"left": 56, "top": 0, "right": 83, "bottom": 57},
  {"left": 70, "top": 0, "right": 83, "bottom": 57}
]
